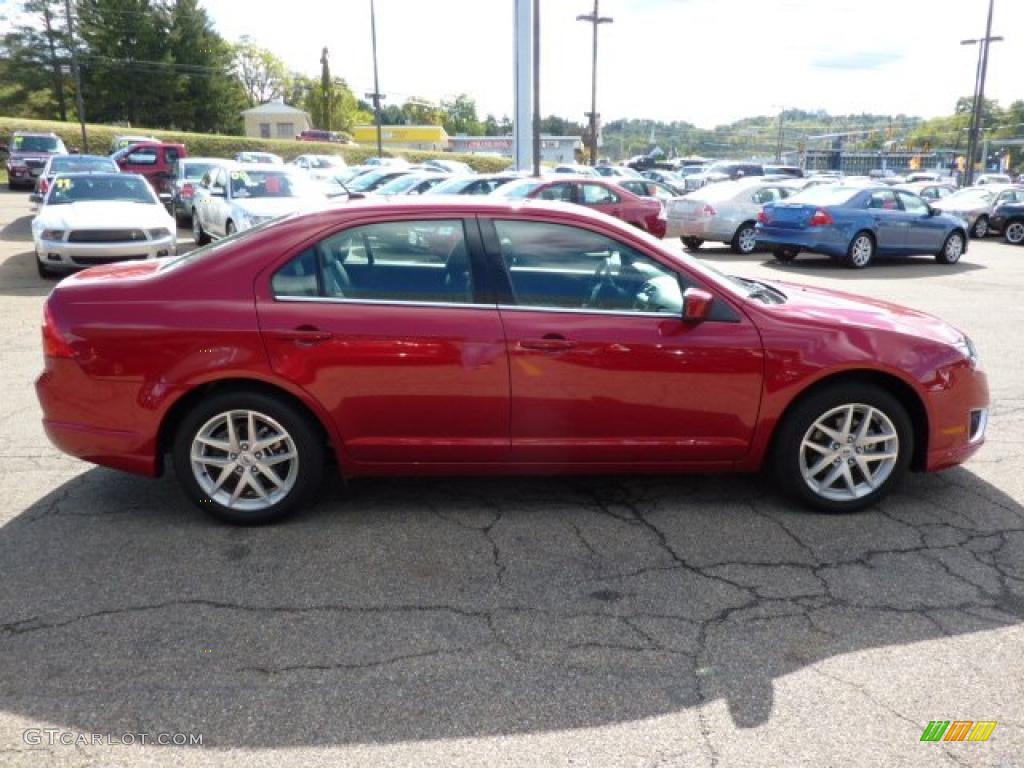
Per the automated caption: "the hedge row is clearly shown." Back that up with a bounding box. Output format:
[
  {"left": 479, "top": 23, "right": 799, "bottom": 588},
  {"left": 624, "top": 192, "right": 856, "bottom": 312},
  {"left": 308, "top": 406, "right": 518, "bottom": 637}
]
[{"left": 0, "top": 117, "right": 511, "bottom": 173}]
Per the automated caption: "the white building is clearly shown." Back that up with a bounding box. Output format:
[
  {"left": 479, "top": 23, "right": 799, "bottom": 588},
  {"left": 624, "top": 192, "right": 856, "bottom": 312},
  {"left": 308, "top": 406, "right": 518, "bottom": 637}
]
[
  {"left": 448, "top": 135, "right": 583, "bottom": 164},
  {"left": 241, "top": 102, "right": 311, "bottom": 140}
]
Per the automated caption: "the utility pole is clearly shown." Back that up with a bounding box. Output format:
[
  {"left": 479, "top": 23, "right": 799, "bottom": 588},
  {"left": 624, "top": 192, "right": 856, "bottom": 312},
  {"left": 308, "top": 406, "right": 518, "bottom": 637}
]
[
  {"left": 366, "top": 0, "right": 385, "bottom": 158},
  {"left": 961, "top": 0, "right": 1002, "bottom": 185},
  {"left": 63, "top": 0, "right": 88, "bottom": 153},
  {"left": 577, "top": 0, "right": 612, "bottom": 166},
  {"left": 532, "top": 0, "right": 541, "bottom": 177}
]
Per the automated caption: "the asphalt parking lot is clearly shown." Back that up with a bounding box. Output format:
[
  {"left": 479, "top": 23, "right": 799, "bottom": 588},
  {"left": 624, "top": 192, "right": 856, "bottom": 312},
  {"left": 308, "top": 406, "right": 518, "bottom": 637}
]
[{"left": 0, "top": 188, "right": 1022, "bottom": 768}]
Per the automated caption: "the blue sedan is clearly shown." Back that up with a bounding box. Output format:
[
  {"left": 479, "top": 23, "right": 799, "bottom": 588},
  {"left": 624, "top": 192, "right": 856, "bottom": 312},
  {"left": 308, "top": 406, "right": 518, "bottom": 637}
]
[{"left": 755, "top": 185, "right": 970, "bottom": 268}]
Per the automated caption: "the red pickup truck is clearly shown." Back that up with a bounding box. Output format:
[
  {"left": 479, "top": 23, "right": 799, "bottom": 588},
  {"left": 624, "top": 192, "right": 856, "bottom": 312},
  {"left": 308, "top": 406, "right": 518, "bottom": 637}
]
[{"left": 113, "top": 141, "right": 187, "bottom": 202}]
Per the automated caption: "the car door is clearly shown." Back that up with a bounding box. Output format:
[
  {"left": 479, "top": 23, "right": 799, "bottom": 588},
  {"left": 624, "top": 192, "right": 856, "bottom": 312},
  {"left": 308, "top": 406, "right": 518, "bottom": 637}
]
[
  {"left": 485, "top": 218, "right": 764, "bottom": 464},
  {"left": 896, "top": 190, "right": 945, "bottom": 252},
  {"left": 865, "top": 189, "right": 906, "bottom": 253},
  {"left": 579, "top": 182, "right": 624, "bottom": 219},
  {"left": 257, "top": 215, "right": 510, "bottom": 464}
]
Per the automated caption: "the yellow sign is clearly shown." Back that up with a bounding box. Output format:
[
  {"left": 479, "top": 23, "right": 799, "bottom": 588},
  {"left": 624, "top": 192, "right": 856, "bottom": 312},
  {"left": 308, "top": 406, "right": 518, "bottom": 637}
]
[{"left": 352, "top": 125, "right": 448, "bottom": 145}]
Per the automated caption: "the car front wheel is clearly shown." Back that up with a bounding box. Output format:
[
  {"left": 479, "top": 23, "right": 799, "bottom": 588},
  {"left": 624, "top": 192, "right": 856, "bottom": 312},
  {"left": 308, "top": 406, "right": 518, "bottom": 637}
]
[
  {"left": 773, "top": 248, "right": 798, "bottom": 263},
  {"left": 936, "top": 231, "right": 965, "bottom": 264},
  {"left": 1005, "top": 219, "right": 1024, "bottom": 245},
  {"left": 772, "top": 383, "right": 913, "bottom": 513},
  {"left": 681, "top": 237, "right": 703, "bottom": 251},
  {"left": 971, "top": 215, "right": 989, "bottom": 239},
  {"left": 172, "top": 390, "right": 324, "bottom": 524}
]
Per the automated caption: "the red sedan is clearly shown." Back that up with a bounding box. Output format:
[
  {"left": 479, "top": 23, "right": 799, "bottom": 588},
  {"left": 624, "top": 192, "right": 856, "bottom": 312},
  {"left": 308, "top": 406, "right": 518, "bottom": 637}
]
[
  {"left": 495, "top": 176, "right": 667, "bottom": 237},
  {"left": 36, "top": 198, "right": 988, "bottom": 523}
]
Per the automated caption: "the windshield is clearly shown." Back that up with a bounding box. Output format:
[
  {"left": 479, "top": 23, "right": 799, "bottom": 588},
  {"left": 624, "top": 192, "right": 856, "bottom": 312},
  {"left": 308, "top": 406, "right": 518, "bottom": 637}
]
[
  {"left": 161, "top": 219, "right": 281, "bottom": 271},
  {"left": 13, "top": 135, "right": 63, "bottom": 153},
  {"left": 49, "top": 156, "right": 116, "bottom": 173},
  {"left": 426, "top": 176, "right": 476, "bottom": 195},
  {"left": 348, "top": 170, "right": 405, "bottom": 192},
  {"left": 182, "top": 162, "right": 218, "bottom": 180},
  {"left": 947, "top": 189, "right": 993, "bottom": 205},
  {"left": 376, "top": 174, "right": 433, "bottom": 195},
  {"left": 310, "top": 156, "right": 344, "bottom": 168},
  {"left": 228, "top": 169, "right": 319, "bottom": 199},
  {"left": 493, "top": 179, "right": 544, "bottom": 198},
  {"left": 46, "top": 175, "right": 156, "bottom": 205}
]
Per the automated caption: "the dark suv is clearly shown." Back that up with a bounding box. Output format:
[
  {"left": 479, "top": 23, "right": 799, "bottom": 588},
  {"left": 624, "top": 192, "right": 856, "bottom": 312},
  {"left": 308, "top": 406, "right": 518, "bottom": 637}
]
[
  {"left": 2, "top": 132, "right": 68, "bottom": 190},
  {"left": 684, "top": 161, "right": 764, "bottom": 192}
]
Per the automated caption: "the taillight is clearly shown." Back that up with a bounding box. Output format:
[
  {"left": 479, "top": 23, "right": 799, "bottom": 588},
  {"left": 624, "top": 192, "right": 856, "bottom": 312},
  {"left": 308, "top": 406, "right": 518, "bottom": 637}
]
[
  {"left": 701, "top": 204, "right": 716, "bottom": 217},
  {"left": 181, "top": 183, "right": 194, "bottom": 198},
  {"left": 809, "top": 208, "right": 834, "bottom": 227},
  {"left": 757, "top": 210, "right": 770, "bottom": 224},
  {"left": 42, "top": 302, "right": 73, "bottom": 359},
  {"left": 39, "top": 177, "right": 50, "bottom": 194}
]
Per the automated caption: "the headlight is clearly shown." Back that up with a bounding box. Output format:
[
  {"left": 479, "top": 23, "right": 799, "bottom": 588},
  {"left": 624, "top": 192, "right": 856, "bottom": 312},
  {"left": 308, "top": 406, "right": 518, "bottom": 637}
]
[
  {"left": 40, "top": 229, "right": 66, "bottom": 240},
  {"left": 146, "top": 228, "right": 172, "bottom": 239},
  {"left": 955, "top": 335, "right": 979, "bottom": 369}
]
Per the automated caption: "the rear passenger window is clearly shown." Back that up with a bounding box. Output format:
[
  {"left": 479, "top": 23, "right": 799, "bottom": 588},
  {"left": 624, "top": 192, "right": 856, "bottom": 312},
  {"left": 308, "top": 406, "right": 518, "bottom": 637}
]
[{"left": 272, "top": 220, "right": 476, "bottom": 305}]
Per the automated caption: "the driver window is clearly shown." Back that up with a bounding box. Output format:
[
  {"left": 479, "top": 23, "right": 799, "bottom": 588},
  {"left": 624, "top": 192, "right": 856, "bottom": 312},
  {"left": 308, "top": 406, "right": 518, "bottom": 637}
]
[
  {"left": 580, "top": 183, "right": 619, "bottom": 205},
  {"left": 493, "top": 220, "right": 686, "bottom": 314},
  {"left": 897, "top": 192, "right": 929, "bottom": 215}
]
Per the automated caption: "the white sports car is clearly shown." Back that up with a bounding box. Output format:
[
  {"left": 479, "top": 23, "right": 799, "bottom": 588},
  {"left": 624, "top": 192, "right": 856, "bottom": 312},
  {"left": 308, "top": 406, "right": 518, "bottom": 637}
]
[
  {"left": 191, "top": 163, "right": 326, "bottom": 243},
  {"left": 32, "top": 172, "right": 176, "bottom": 278}
]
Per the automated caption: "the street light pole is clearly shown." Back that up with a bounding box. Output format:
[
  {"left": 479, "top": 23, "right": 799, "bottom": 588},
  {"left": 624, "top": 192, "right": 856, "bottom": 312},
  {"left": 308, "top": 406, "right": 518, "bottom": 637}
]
[
  {"left": 577, "top": 0, "right": 612, "bottom": 166},
  {"left": 63, "top": 0, "right": 88, "bottom": 153},
  {"left": 366, "top": 0, "right": 386, "bottom": 158},
  {"left": 961, "top": 0, "right": 1002, "bottom": 185}
]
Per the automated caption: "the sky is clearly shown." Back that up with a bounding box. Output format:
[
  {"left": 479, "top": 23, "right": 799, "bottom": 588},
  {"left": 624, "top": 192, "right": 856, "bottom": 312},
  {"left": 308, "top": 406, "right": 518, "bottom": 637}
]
[{"left": 7, "top": 0, "right": 1019, "bottom": 129}]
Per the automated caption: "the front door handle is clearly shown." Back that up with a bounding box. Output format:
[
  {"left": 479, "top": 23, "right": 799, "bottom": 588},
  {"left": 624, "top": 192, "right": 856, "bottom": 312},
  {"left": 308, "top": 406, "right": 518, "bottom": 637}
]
[
  {"left": 518, "top": 334, "right": 577, "bottom": 352},
  {"left": 270, "top": 325, "right": 334, "bottom": 345}
]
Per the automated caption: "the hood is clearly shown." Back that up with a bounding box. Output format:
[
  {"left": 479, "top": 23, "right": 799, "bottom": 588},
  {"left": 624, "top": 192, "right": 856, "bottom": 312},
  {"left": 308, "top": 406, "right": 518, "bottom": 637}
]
[
  {"left": 763, "top": 280, "right": 964, "bottom": 346},
  {"left": 34, "top": 201, "right": 174, "bottom": 231},
  {"left": 233, "top": 197, "right": 320, "bottom": 217}
]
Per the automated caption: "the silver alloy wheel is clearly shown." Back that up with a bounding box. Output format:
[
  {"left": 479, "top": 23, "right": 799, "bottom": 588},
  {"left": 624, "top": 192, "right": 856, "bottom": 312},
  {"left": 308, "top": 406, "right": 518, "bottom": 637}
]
[
  {"left": 850, "top": 235, "right": 873, "bottom": 267},
  {"left": 944, "top": 233, "right": 964, "bottom": 262},
  {"left": 1006, "top": 221, "right": 1024, "bottom": 245},
  {"left": 190, "top": 409, "right": 299, "bottom": 511},
  {"left": 973, "top": 216, "right": 988, "bottom": 238},
  {"left": 799, "top": 403, "right": 899, "bottom": 502},
  {"left": 737, "top": 226, "right": 756, "bottom": 253}
]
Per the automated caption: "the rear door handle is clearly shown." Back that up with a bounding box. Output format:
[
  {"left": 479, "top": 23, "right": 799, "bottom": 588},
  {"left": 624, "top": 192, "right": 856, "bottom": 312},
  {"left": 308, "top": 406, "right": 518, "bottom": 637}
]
[
  {"left": 271, "top": 326, "right": 334, "bottom": 344},
  {"left": 518, "top": 335, "right": 577, "bottom": 352}
]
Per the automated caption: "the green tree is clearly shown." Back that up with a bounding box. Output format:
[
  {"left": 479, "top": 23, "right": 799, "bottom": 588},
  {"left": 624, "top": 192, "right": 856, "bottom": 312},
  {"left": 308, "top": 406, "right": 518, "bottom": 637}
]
[
  {"left": 77, "top": 0, "right": 171, "bottom": 127},
  {"left": 0, "top": 0, "right": 70, "bottom": 120},
  {"left": 232, "top": 36, "right": 288, "bottom": 106},
  {"left": 401, "top": 98, "right": 443, "bottom": 125},
  {"left": 441, "top": 94, "right": 482, "bottom": 135},
  {"left": 165, "top": 0, "right": 245, "bottom": 133}
]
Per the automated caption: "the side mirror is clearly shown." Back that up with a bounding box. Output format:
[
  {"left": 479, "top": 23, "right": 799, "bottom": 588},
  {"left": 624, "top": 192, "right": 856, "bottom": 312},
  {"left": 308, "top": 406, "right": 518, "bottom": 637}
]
[
  {"left": 928, "top": 206, "right": 940, "bottom": 216},
  {"left": 682, "top": 287, "right": 714, "bottom": 323}
]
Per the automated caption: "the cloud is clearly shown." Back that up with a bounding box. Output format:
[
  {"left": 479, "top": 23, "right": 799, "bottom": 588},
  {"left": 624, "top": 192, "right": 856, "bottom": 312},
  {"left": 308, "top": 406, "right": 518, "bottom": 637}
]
[{"left": 812, "top": 51, "right": 904, "bottom": 71}]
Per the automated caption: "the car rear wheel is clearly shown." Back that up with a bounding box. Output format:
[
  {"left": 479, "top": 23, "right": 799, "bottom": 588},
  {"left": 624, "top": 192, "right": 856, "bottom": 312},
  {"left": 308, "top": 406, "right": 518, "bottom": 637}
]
[
  {"left": 226, "top": 220, "right": 236, "bottom": 236},
  {"left": 681, "top": 237, "right": 703, "bottom": 251},
  {"left": 1005, "top": 219, "right": 1024, "bottom": 245},
  {"left": 731, "top": 222, "right": 757, "bottom": 254},
  {"left": 172, "top": 390, "right": 324, "bottom": 524},
  {"left": 935, "top": 231, "right": 965, "bottom": 264},
  {"left": 772, "top": 383, "right": 913, "bottom": 513},
  {"left": 845, "top": 231, "right": 874, "bottom": 269},
  {"left": 772, "top": 248, "right": 798, "bottom": 263},
  {"left": 192, "top": 210, "right": 210, "bottom": 246},
  {"left": 971, "top": 215, "right": 989, "bottom": 239}
]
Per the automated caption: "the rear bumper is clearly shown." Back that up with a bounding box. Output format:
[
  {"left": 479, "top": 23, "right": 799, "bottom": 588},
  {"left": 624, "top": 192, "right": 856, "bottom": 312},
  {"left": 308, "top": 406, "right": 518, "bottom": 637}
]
[
  {"left": 666, "top": 217, "right": 732, "bottom": 241},
  {"left": 35, "top": 363, "right": 160, "bottom": 476},
  {"left": 754, "top": 225, "right": 848, "bottom": 257}
]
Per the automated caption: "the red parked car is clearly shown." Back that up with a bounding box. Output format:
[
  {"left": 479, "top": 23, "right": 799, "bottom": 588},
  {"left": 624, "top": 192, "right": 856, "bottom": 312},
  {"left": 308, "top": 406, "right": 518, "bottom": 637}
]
[
  {"left": 495, "top": 176, "right": 667, "bottom": 237},
  {"left": 36, "top": 199, "right": 988, "bottom": 524},
  {"left": 113, "top": 141, "right": 187, "bottom": 202}
]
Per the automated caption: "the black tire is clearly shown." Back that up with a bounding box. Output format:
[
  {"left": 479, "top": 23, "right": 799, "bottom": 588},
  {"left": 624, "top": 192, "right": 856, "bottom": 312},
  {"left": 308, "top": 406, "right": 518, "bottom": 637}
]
[
  {"left": 772, "top": 248, "right": 798, "bottom": 263},
  {"left": 935, "top": 230, "right": 965, "bottom": 264},
  {"left": 226, "top": 220, "right": 236, "bottom": 236},
  {"left": 681, "top": 237, "right": 703, "bottom": 251},
  {"left": 772, "top": 382, "right": 913, "bottom": 513},
  {"left": 172, "top": 389, "right": 325, "bottom": 524},
  {"left": 844, "top": 231, "right": 874, "bottom": 269},
  {"left": 970, "top": 215, "right": 989, "bottom": 239},
  {"left": 192, "top": 210, "right": 210, "bottom": 246},
  {"left": 1005, "top": 219, "right": 1024, "bottom": 246},
  {"left": 36, "top": 259, "right": 56, "bottom": 279},
  {"left": 730, "top": 222, "right": 757, "bottom": 254}
]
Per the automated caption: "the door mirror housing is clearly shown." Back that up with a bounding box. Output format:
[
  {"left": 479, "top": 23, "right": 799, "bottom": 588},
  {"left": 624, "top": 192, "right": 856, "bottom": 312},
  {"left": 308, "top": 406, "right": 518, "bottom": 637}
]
[
  {"left": 928, "top": 205, "right": 940, "bottom": 216},
  {"left": 682, "top": 287, "right": 714, "bottom": 323}
]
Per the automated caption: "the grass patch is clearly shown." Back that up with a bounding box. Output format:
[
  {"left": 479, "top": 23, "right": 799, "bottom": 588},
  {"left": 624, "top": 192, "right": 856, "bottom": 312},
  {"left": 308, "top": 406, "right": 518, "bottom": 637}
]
[{"left": 1, "top": 116, "right": 510, "bottom": 173}]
